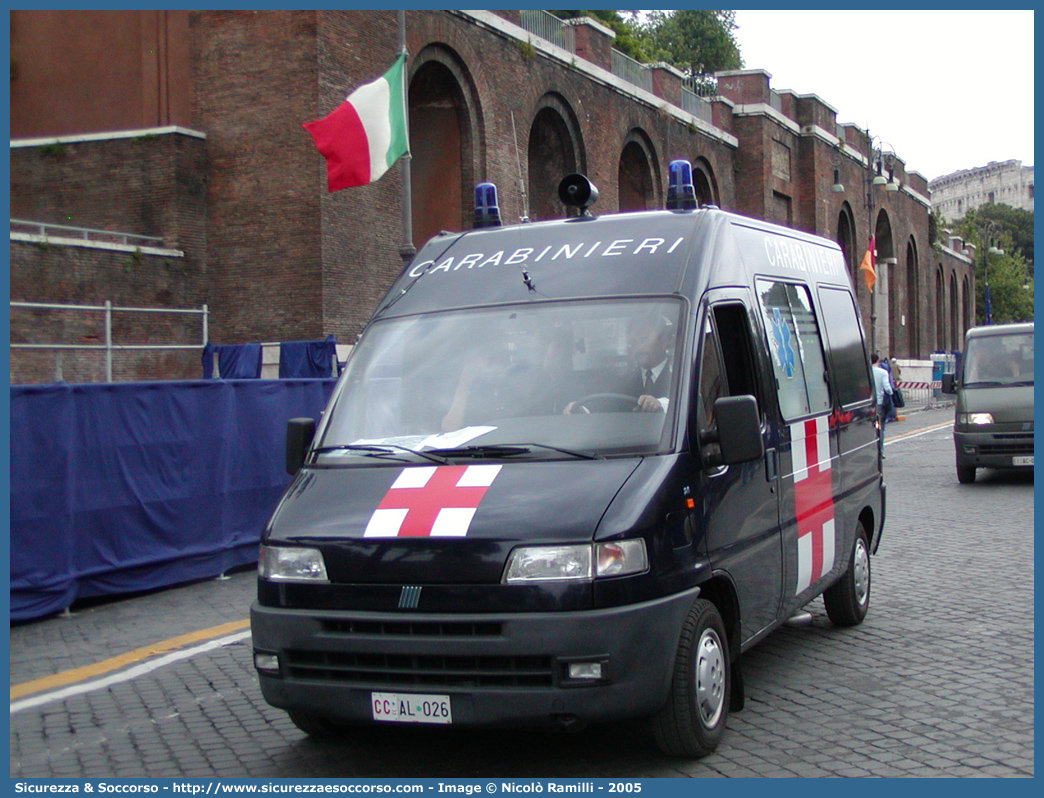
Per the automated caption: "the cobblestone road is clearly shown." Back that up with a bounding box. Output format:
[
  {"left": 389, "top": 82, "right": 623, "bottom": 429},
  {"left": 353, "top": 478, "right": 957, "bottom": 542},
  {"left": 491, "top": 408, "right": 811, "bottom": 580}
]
[{"left": 10, "top": 407, "right": 1034, "bottom": 778}]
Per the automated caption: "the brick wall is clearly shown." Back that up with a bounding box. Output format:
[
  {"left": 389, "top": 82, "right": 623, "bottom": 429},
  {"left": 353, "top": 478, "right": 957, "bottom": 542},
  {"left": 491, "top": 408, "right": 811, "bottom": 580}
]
[
  {"left": 9, "top": 9, "right": 971, "bottom": 380},
  {"left": 10, "top": 242, "right": 206, "bottom": 383}
]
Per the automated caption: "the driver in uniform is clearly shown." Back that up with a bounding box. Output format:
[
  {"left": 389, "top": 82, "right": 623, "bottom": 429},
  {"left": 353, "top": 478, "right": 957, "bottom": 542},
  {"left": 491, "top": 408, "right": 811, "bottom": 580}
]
[{"left": 565, "top": 314, "right": 674, "bottom": 414}]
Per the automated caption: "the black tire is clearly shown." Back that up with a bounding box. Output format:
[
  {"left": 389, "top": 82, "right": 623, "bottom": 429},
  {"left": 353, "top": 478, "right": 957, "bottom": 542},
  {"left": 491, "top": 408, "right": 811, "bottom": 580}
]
[
  {"left": 653, "top": 598, "right": 730, "bottom": 758},
  {"left": 287, "top": 708, "right": 351, "bottom": 737},
  {"left": 956, "top": 463, "right": 977, "bottom": 484},
  {"left": 824, "top": 523, "right": 871, "bottom": 627}
]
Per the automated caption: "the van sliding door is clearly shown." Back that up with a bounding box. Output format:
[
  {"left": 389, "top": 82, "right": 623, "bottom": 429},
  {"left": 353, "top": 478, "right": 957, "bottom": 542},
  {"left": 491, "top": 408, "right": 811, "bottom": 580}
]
[{"left": 755, "top": 279, "right": 843, "bottom": 610}]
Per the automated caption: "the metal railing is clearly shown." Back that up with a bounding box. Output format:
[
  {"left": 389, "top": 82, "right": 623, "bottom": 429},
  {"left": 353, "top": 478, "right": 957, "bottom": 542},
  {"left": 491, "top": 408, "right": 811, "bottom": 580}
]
[
  {"left": 11, "top": 219, "right": 165, "bottom": 249},
  {"left": 680, "top": 88, "right": 714, "bottom": 125},
  {"left": 518, "top": 10, "right": 575, "bottom": 52},
  {"left": 611, "top": 49, "right": 652, "bottom": 93},
  {"left": 10, "top": 300, "right": 209, "bottom": 383},
  {"left": 682, "top": 74, "right": 718, "bottom": 98}
]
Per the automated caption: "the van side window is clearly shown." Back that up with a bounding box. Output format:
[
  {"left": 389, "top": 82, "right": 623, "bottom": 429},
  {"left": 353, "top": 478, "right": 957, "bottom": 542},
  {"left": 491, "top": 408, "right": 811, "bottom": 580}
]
[
  {"left": 713, "top": 303, "right": 762, "bottom": 404},
  {"left": 817, "top": 286, "right": 872, "bottom": 406},
  {"left": 696, "top": 317, "right": 727, "bottom": 432},
  {"left": 756, "top": 280, "right": 831, "bottom": 420},
  {"left": 696, "top": 303, "right": 763, "bottom": 435}
]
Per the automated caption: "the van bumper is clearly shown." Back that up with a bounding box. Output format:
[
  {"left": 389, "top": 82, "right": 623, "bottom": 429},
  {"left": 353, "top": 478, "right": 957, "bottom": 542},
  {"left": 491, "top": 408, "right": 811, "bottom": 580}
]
[
  {"left": 250, "top": 587, "right": 700, "bottom": 728},
  {"left": 953, "top": 429, "right": 1034, "bottom": 470}
]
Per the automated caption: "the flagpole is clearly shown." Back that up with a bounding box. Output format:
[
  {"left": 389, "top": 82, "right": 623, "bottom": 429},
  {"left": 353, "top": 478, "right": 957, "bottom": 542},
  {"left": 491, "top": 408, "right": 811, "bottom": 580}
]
[{"left": 397, "top": 10, "right": 416, "bottom": 265}]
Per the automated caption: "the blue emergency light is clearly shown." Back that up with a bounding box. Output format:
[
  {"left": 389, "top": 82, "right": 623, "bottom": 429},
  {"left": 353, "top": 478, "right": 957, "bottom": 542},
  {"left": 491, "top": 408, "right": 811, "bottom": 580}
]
[
  {"left": 473, "top": 182, "right": 502, "bottom": 228},
  {"left": 666, "top": 159, "right": 698, "bottom": 211}
]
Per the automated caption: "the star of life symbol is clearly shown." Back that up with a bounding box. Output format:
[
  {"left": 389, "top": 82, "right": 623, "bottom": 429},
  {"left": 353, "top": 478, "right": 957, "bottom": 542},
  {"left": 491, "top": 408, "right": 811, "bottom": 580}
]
[
  {"left": 770, "top": 307, "right": 796, "bottom": 378},
  {"left": 792, "top": 416, "right": 835, "bottom": 593},
  {"left": 364, "top": 465, "right": 502, "bottom": 538}
]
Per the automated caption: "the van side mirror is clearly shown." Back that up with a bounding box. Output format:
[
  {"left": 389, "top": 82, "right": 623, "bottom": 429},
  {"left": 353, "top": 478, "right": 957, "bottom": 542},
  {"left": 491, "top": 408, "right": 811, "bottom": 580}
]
[
  {"left": 286, "top": 418, "right": 316, "bottom": 475},
  {"left": 941, "top": 373, "right": 956, "bottom": 394},
  {"left": 703, "top": 395, "right": 764, "bottom": 467}
]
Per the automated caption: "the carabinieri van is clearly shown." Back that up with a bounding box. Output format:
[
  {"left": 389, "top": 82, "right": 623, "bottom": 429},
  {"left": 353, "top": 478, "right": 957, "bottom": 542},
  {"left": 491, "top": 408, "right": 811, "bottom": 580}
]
[{"left": 251, "top": 163, "right": 885, "bottom": 758}]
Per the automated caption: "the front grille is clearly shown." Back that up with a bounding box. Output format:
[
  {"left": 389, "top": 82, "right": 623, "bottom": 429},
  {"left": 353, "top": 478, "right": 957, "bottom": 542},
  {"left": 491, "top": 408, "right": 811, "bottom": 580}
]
[
  {"left": 320, "top": 619, "right": 502, "bottom": 637},
  {"left": 285, "top": 650, "right": 554, "bottom": 688},
  {"left": 981, "top": 434, "right": 1034, "bottom": 456}
]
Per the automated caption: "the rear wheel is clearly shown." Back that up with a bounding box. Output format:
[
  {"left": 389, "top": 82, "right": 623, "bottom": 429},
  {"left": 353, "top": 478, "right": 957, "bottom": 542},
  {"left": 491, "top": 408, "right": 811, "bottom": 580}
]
[
  {"left": 653, "top": 598, "right": 730, "bottom": 758},
  {"left": 287, "top": 708, "right": 351, "bottom": 737},
  {"left": 956, "top": 463, "right": 977, "bottom": 484},
  {"left": 824, "top": 523, "right": 871, "bottom": 626}
]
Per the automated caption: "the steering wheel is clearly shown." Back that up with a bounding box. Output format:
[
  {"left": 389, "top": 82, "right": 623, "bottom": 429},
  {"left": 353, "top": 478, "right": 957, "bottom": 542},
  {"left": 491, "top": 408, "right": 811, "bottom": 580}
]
[{"left": 571, "top": 392, "right": 641, "bottom": 413}]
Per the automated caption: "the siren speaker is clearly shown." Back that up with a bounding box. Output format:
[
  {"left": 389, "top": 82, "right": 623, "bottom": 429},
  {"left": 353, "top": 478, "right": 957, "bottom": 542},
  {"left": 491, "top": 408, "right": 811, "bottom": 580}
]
[{"left": 558, "top": 174, "right": 599, "bottom": 212}]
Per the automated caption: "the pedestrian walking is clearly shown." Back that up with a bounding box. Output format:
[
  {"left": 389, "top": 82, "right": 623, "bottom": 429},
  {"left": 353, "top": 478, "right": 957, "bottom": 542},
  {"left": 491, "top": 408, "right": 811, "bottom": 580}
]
[{"left": 871, "top": 353, "right": 893, "bottom": 458}]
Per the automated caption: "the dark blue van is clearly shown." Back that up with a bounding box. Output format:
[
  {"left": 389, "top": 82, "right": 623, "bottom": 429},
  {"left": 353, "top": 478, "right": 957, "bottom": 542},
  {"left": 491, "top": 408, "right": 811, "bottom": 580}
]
[{"left": 250, "top": 166, "right": 885, "bottom": 758}]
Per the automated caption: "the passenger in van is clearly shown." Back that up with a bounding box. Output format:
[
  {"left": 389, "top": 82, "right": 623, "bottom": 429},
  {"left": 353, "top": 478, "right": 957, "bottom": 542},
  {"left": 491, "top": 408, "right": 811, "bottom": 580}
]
[
  {"left": 440, "top": 338, "right": 542, "bottom": 431},
  {"left": 871, "top": 354, "right": 893, "bottom": 458},
  {"left": 563, "top": 314, "right": 675, "bottom": 414}
]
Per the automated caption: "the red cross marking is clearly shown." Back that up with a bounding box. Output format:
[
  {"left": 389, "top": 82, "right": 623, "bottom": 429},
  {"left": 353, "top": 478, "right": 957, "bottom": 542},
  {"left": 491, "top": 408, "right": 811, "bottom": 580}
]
[
  {"left": 374, "top": 466, "right": 494, "bottom": 537},
  {"left": 793, "top": 418, "right": 835, "bottom": 588}
]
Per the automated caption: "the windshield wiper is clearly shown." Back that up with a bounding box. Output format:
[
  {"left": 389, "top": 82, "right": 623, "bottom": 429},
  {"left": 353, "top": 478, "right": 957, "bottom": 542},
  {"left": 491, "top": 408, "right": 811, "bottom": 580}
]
[
  {"left": 427, "top": 443, "right": 604, "bottom": 460},
  {"left": 312, "top": 444, "right": 450, "bottom": 465}
]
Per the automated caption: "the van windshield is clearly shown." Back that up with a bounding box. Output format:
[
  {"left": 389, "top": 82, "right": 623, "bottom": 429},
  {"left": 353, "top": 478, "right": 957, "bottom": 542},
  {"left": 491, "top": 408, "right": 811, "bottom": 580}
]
[
  {"left": 963, "top": 332, "right": 1034, "bottom": 386},
  {"left": 316, "top": 298, "right": 685, "bottom": 461}
]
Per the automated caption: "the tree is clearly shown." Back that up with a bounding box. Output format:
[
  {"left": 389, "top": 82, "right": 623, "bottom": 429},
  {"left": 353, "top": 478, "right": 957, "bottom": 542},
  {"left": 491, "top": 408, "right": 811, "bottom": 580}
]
[
  {"left": 549, "top": 11, "right": 652, "bottom": 63},
  {"left": 974, "top": 203, "right": 1034, "bottom": 274},
  {"left": 639, "top": 10, "right": 743, "bottom": 76},
  {"left": 550, "top": 10, "right": 744, "bottom": 76},
  {"left": 956, "top": 210, "right": 1034, "bottom": 324}
]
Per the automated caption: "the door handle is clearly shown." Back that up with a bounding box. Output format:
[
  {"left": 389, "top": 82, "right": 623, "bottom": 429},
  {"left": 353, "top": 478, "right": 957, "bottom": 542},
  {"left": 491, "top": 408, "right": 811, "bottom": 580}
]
[{"left": 765, "top": 447, "right": 777, "bottom": 483}]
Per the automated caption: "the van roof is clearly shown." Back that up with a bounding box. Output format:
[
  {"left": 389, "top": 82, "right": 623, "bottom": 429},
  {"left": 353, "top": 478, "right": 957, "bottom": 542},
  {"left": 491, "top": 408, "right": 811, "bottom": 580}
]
[
  {"left": 965, "top": 322, "right": 1034, "bottom": 339},
  {"left": 374, "top": 207, "right": 849, "bottom": 320}
]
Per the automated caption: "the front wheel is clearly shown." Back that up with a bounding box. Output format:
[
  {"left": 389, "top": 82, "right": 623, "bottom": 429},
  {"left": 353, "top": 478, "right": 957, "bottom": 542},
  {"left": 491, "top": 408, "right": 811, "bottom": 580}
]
[
  {"left": 653, "top": 598, "right": 730, "bottom": 758},
  {"left": 956, "top": 463, "right": 977, "bottom": 484},
  {"left": 824, "top": 523, "right": 871, "bottom": 626}
]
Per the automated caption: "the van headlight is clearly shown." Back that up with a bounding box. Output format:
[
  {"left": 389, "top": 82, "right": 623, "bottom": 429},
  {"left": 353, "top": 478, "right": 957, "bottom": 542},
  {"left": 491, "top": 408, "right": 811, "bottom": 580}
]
[
  {"left": 503, "top": 540, "right": 648, "bottom": 583},
  {"left": 958, "top": 412, "right": 994, "bottom": 425},
  {"left": 259, "top": 545, "right": 329, "bottom": 582}
]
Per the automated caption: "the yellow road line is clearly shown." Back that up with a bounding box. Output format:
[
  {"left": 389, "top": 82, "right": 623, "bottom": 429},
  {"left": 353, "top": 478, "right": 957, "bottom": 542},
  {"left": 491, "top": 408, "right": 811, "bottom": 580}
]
[
  {"left": 887, "top": 419, "right": 952, "bottom": 443},
  {"left": 10, "top": 618, "right": 250, "bottom": 701}
]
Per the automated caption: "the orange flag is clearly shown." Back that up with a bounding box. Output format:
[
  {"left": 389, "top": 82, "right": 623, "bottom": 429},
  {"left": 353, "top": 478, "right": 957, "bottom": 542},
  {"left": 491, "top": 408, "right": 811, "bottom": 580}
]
[{"left": 858, "top": 235, "right": 876, "bottom": 292}]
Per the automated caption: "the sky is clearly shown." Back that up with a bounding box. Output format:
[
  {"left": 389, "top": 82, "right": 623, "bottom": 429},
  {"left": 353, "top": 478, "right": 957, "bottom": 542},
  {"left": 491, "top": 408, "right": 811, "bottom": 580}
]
[{"left": 730, "top": 9, "right": 1034, "bottom": 181}]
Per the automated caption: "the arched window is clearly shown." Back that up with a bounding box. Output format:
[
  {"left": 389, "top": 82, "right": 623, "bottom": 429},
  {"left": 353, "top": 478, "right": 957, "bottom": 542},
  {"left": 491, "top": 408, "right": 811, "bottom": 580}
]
[
  {"left": 835, "top": 203, "right": 856, "bottom": 282},
  {"left": 692, "top": 157, "right": 719, "bottom": 207},
  {"left": 408, "top": 47, "right": 482, "bottom": 248},
  {"left": 528, "top": 94, "right": 584, "bottom": 221},
  {"left": 935, "top": 267, "right": 945, "bottom": 352},
  {"left": 618, "top": 131, "right": 657, "bottom": 212}
]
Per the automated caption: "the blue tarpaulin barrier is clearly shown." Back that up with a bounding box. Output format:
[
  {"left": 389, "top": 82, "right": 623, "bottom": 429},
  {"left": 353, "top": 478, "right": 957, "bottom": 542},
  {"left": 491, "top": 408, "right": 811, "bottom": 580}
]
[
  {"left": 10, "top": 378, "right": 336, "bottom": 622},
  {"left": 279, "top": 335, "right": 339, "bottom": 378}
]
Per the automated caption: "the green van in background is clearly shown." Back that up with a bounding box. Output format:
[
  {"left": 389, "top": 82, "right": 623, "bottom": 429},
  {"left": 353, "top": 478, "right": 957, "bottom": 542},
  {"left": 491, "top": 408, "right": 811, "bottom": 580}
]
[{"left": 942, "top": 322, "right": 1034, "bottom": 483}]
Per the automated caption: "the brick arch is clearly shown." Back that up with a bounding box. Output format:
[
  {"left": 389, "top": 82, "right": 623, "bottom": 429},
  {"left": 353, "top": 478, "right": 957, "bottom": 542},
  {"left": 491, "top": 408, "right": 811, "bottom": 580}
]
[
  {"left": 962, "top": 274, "right": 973, "bottom": 336},
  {"left": 935, "top": 265, "right": 945, "bottom": 351},
  {"left": 835, "top": 201, "right": 856, "bottom": 279},
  {"left": 618, "top": 129, "right": 659, "bottom": 212},
  {"left": 904, "top": 237, "right": 920, "bottom": 357},
  {"left": 527, "top": 93, "right": 585, "bottom": 221},
  {"left": 692, "top": 156, "right": 719, "bottom": 208},
  {"left": 408, "top": 44, "right": 484, "bottom": 247}
]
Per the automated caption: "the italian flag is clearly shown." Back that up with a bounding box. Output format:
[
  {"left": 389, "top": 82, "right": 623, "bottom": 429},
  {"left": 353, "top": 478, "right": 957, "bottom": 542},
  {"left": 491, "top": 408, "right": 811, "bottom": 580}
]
[{"left": 303, "top": 54, "right": 409, "bottom": 192}]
